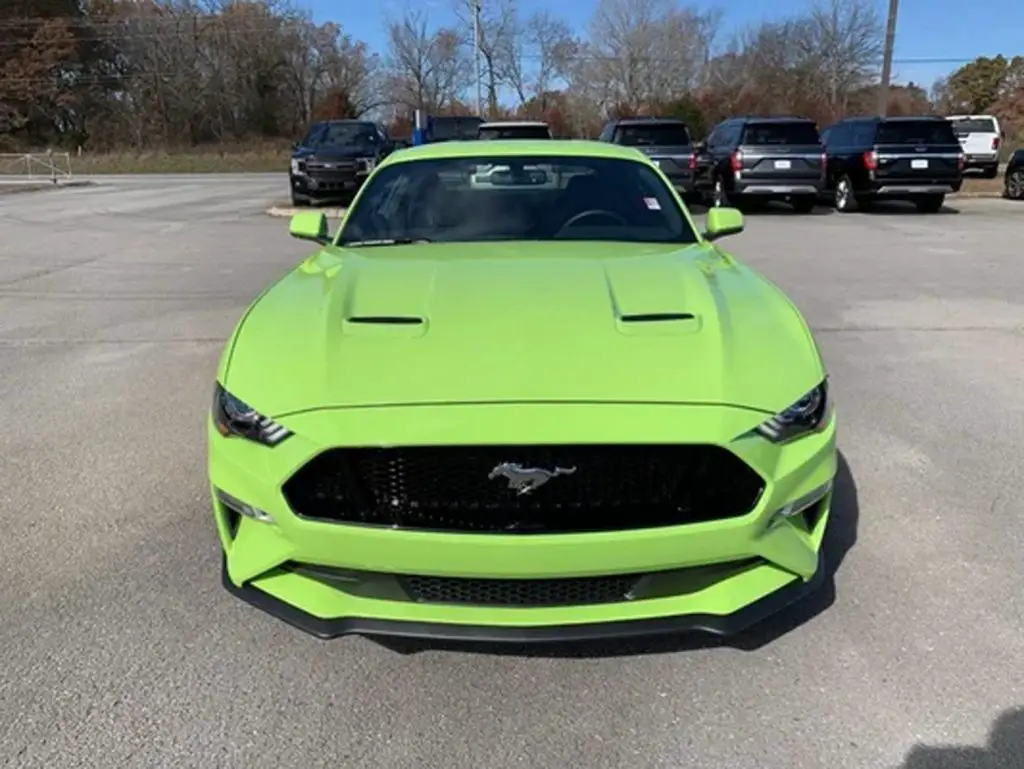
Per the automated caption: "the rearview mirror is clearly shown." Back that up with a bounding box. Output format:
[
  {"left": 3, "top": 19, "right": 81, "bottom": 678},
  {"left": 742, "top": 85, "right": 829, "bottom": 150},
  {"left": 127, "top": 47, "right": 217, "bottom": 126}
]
[
  {"left": 703, "top": 207, "right": 744, "bottom": 242},
  {"left": 289, "top": 211, "right": 331, "bottom": 245}
]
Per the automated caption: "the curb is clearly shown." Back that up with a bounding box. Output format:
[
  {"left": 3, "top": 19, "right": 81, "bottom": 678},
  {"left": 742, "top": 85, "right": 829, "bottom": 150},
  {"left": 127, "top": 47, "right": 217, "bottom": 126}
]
[
  {"left": 0, "top": 179, "right": 96, "bottom": 195},
  {"left": 266, "top": 206, "right": 347, "bottom": 218}
]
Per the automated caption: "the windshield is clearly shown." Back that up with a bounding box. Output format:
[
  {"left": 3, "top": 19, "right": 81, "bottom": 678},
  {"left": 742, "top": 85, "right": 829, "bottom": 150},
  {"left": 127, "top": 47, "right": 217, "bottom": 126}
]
[
  {"left": 338, "top": 155, "right": 699, "bottom": 247},
  {"left": 877, "top": 120, "right": 958, "bottom": 145},
  {"left": 741, "top": 122, "right": 820, "bottom": 145},
  {"left": 303, "top": 122, "right": 378, "bottom": 149},
  {"left": 949, "top": 117, "right": 997, "bottom": 135},
  {"left": 615, "top": 123, "right": 691, "bottom": 146},
  {"left": 478, "top": 125, "right": 551, "bottom": 140},
  {"left": 430, "top": 118, "right": 484, "bottom": 141}
]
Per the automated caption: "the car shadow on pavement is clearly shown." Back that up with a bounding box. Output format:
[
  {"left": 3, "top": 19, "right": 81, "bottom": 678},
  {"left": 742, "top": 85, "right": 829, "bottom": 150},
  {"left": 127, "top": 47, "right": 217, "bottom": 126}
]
[
  {"left": 847, "top": 201, "right": 962, "bottom": 216},
  {"left": 896, "top": 707, "right": 1024, "bottom": 769},
  {"left": 374, "top": 450, "right": 859, "bottom": 658},
  {"left": 689, "top": 201, "right": 835, "bottom": 217}
]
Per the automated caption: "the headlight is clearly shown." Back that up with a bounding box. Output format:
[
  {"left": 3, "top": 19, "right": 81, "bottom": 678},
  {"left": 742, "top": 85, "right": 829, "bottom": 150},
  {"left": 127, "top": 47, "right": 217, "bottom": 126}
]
[
  {"left": 755, "top": 379, "right": 830, "bottom": 443},
  {"left": 290, "top": 158, "right": 303, "bottom": 174},
  {"left": 212, "top": 382, "right": 293, "bottom": 446},
  {"left": 358, "top": 157, "right": 376, "bottom": 173}
]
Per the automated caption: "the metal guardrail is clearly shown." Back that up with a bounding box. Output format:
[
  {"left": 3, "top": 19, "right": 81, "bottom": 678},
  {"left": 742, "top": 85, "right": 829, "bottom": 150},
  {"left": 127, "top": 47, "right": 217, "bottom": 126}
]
[{"left": 0, "top": 151, "right": 73, "bottom": 182}]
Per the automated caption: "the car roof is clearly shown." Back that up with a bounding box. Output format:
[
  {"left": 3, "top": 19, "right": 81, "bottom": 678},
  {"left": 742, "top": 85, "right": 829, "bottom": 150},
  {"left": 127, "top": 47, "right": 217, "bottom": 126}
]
[
  {"left": 613, "top": 117, "right": 686, "bottom": 125},
  {"left": 384, "top": 139, "right": 647, "bottom": 163},
  {"left": 734, "top": 116, "right": 815, "bottom": 123},
  {"left": 479, "top": 121, "right": 548, "bottom": 128}
]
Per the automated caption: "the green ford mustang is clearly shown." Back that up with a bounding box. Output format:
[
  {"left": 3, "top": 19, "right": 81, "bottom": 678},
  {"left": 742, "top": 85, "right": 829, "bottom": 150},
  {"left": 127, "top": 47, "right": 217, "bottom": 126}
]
[{"left": 211, "top": 139, "right": 837, "bottom": 643}]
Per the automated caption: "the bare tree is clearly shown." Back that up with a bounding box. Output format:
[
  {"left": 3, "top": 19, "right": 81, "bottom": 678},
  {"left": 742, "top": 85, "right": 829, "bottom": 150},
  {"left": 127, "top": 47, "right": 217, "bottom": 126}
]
[
  {"left": 805, "top": 0, "right": 883, "bottom": 116},
  {"left": 585, "top": 0, "right": 720, "bottom": 113},
  {"left": 384, "top": 9, "right": 472, "bottom": 113},
  {"left": 451, "top": 0, "right": 516, "bottom": 116},
  {"left": 502, "top": 11, "right": 577, "bottom": 109}
]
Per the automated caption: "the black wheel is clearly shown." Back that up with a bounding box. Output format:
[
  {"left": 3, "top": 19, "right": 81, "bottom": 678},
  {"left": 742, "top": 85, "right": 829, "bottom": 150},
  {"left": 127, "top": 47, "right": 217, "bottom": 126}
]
[
  {"left": 834, "top": 175, "right": 855, "bottom": 213},
  {"left": 914, "top": 194, "right": 944, "bottom": 213},
  {"left": 982, "top": 164, "right": 999, "bottom": 179},
  {"left": 1005, "top": 170, "right": 1024, "bottom": 200},
  {"left": 791, "top": 195, "right": 815, "bottom": 214}
]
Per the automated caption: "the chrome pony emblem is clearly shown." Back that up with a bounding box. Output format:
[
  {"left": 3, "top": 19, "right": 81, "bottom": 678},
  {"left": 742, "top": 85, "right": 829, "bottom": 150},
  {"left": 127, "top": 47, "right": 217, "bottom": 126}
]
[{"left": 488, "top": 462, "right": 577, "bottom": 495}]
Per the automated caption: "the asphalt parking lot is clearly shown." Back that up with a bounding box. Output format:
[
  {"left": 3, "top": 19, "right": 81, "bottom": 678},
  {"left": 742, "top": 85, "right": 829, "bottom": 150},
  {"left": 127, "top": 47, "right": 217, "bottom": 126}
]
[{"left": 1, "top": 176, "right": 1022, "bottom": 769}]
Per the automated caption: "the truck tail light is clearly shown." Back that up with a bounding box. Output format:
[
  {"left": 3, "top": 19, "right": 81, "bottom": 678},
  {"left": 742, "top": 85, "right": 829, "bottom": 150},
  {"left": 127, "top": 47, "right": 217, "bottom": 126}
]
[
  {"left": 862, "top": 150, "right": 878, "bottom": 171},
  {"left": 730, "top": 150, "right": 743, "bottom": 172}
]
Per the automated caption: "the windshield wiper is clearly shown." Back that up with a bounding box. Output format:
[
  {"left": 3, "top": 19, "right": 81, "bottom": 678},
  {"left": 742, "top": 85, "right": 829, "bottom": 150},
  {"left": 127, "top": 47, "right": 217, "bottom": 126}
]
[{"left": 341, "top": 237, "right": 434, "bottom": 247}]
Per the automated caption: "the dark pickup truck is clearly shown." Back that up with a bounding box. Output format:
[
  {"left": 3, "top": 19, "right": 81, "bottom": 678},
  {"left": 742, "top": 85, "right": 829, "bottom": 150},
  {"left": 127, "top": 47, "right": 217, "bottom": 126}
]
[
  {"left": 289, "top": 120, "right": 396, "bottom": 206},
  {"left": 598, "top": 118, "right": 697, "bottom": 201},
  {"left": 821, "top": 116, "right": 964, "bottom": 213},
  {"left": 693, "top": 117, "right": 825, "bottom": 213}
]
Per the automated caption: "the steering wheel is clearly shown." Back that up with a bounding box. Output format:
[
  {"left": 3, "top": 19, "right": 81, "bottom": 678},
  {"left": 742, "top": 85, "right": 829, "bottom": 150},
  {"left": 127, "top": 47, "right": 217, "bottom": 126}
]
[{"left": 556, "top": 208, "right": 629, "bottom": 235}]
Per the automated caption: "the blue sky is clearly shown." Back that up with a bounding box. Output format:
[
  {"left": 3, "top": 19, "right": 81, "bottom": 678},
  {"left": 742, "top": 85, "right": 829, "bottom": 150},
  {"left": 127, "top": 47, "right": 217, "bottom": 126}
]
[{"left": 310, "top": 0, "right": 1021, "bottom": 92}]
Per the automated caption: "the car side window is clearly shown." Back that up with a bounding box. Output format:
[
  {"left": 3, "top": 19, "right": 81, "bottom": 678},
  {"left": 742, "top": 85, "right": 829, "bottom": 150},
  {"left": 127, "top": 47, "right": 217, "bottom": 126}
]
[{"left": 599, "top": 123, "right": 615, "bottom": 142}]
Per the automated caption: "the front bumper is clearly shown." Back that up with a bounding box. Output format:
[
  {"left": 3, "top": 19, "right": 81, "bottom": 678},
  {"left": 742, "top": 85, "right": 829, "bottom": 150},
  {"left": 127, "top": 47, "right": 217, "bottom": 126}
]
[
  {"left": 222, "top": 548, "right": 827, "bottom": 642},
  {"left": 290, "top": 171, "right": 368, "bottom": 198},
  {"left": 212, "top": 402, "right": 837, "bottom": 642}
]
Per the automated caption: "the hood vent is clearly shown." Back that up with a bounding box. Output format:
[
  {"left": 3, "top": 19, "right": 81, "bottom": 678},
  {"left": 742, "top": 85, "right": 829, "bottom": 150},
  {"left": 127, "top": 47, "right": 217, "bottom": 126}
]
[
  {"left": 347, "top": 315, "right": 424, "bottom": 325},
  {"left": 620, "top": 312, "right": 695, "bottom": 323}
]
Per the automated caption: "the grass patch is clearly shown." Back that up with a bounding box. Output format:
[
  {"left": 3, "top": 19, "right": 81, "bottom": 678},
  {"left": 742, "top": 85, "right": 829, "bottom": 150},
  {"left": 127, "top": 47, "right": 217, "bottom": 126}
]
[{"left": 67, "top": 145, "right": 290, "bottom": 174}]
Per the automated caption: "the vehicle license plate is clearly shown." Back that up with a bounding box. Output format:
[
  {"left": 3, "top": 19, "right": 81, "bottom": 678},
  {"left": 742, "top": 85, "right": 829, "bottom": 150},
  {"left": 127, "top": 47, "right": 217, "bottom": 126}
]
[
  {"left": 774, "top": 160, "right": 791, "bottom": 169},
  {"left": 911, "top": 159, "right": 928, "bottom": 169}
]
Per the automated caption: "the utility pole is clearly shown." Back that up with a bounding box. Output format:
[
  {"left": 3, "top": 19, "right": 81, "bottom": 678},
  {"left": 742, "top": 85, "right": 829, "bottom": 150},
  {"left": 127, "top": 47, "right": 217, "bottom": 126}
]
[
  {"left": 877, "top": 0, "right": 899, "bottom": 116},
  {"left": 473, "top": 0, "right": 483, "bottom": 118}
]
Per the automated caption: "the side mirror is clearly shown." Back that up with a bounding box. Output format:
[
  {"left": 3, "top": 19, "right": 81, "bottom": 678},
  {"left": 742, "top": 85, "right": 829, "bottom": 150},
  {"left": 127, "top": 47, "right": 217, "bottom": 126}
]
[
  {"left": 289, "top": 211, "right": 331, "bottom": 245},
  {"left": 292, "top": 141, "right": 300, "bottom": 151},
  {"left": 703, "top": 207, "right": 744, "bottom": 242}
]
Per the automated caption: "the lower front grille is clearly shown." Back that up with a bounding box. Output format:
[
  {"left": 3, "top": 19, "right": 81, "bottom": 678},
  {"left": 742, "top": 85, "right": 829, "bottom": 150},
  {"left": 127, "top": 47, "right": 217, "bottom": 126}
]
[
  {"left": 401, "top": 574, "right": 643, "bottom": 607},
  {"left": 281, "top": 444, "right": 766, "bottom": 534}
]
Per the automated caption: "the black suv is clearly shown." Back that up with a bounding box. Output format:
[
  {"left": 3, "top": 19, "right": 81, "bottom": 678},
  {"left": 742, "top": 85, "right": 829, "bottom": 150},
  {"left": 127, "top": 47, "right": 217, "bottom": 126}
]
[
  {"left": 821, "top": 116, "right": 964, "bottom": 213},
  {"left": 1004, "top": 149, "right": 1023, "bottom": 200},
  {"left": 598, "top": 118, "right": 697, "bottom": 201},
  {"left": 290, "top": 120, "right": 395, "bottom": 206},
  {"left": 693, "top": 117, "right": 825, "bottom": 212}
]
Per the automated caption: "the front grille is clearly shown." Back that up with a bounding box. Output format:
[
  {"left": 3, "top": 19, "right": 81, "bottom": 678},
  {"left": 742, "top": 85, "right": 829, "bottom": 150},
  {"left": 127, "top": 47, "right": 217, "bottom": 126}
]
[
  {"left": 401, "top": 573, "right": 642, "bottom": 607},
  {"left": 281, "top": 444, "right": 765, "bottom": 534}
]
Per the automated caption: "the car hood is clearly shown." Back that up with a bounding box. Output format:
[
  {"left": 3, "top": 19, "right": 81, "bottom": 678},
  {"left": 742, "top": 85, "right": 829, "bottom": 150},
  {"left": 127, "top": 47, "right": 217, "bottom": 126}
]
[{"left": 223, "top": 241, "right": 825, "bottom": 417}]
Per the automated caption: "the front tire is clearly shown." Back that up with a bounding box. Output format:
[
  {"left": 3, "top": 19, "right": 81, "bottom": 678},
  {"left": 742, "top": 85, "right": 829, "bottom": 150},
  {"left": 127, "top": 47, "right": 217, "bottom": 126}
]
[{"left": 915, "top": 194, "right": 944, "bottom": 213}]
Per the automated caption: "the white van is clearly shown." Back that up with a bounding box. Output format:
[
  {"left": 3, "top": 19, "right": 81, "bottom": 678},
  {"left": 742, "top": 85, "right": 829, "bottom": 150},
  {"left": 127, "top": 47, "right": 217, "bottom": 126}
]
[{"left": 946, "top": 114, "right": 1004, "bottom": 178}]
